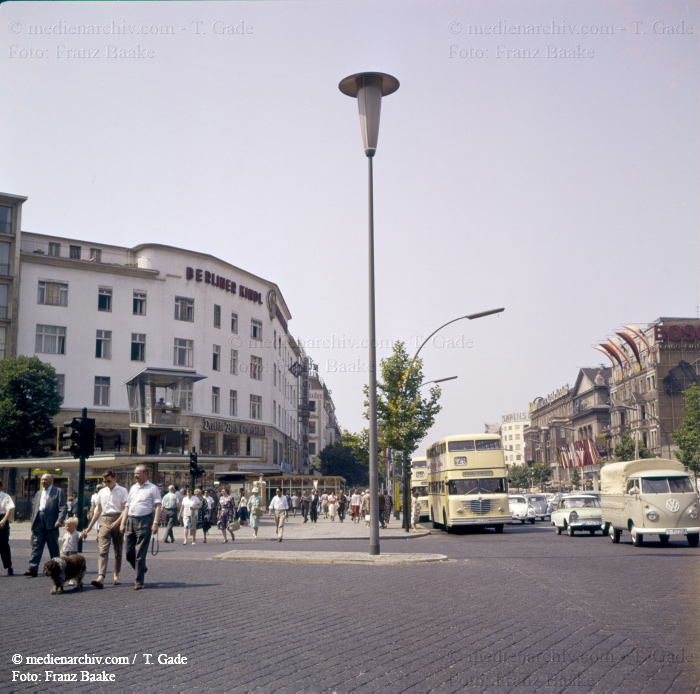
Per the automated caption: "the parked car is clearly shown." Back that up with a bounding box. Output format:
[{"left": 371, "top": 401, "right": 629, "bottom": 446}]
[
  {"left": 551, "top": 494, "right": 603, "bottom": 536},
  {"left": 525, "top": 494, "right": 550, "bottom": 521},
  {"left": 509, "top": 495, "right": 536, "bottom": 524}
]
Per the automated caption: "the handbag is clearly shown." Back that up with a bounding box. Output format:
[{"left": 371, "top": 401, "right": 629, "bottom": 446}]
[
  {"left": 253, "top": 506, "right": 264, "bottom": 517},
  {"left": 227, "top": 519, "right": 241, "bottom": 532}
]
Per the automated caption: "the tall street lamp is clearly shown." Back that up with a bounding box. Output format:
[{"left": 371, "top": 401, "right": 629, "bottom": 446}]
[{"left": 339, "top": 72, "right": 399, "bottom": 556}]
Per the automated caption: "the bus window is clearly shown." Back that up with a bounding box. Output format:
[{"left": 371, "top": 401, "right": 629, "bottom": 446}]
[
  {"left": 412, "top": 486, "right": 428, "bottom": 496},
  {"left": 475, "top": 439, "right": 501, "bottom": 451},
  {"left": 448, "top": 478, "right": 506, "bottom": 495},
  {"left": 448, "top": 440, "right": 475, "bottom": 452}
]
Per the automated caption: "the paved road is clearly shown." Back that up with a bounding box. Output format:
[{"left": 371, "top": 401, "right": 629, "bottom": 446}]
[{"left": 2, "top": 518, "right": 698, "bottom": 692}]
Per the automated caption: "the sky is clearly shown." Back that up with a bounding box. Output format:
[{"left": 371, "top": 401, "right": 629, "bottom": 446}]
[{"left": 3, "top": 0, "right": 699, "bottom": 452}]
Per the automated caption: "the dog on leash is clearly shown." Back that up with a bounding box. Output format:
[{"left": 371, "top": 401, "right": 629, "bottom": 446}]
[{"left": 43, "top": 555, "right": 86, "bottom": 594}]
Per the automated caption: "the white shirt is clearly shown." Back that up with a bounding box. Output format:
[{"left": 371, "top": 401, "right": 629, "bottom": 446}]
[
  {"left": 180, "top": 496, "right": 201, "bottom": 518},
  {"left": 239, "top": 495, "right": 247, "bottom": 507},
  {"left": 126, "top": 480, "right": 162, "bottom": 517},
  {"left": 95, "top": 484, "right": 128, "bottom": 515},
  {"left": 206, "top": 494, "right": 216, "bottom": 509},
  {"left": 269, "top": 495, "right": 289, "bottom": 511},
  {"left": 0, "top": 491, "right": 15, "bottom": 515},
  {"left": 291, "top": 495, "right": 299, "bottom": 508},
  {"left": 62, "top": 529, "right": 80, "bottom": 554},
  {"left": 351, "top": 494, "right": 362, "bottom": 506},
  {"left": 39, "top": 486, "right": 53, "bottom": 511}
]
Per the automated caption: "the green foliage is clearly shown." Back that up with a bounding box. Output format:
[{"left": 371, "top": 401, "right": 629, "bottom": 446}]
[
  {"left": 569, "top": 468, "right": 581, "bottom": 489},
  {"left": 508, "top": 464, "right": 530, "bottom": 490},
  {"left": 365, "top": 341, "right": 441, "bottom": 458},
  {"left": 316, "top": 436, "right": 369, "bottom": 488},
  {"left": 530, "top": 462, "right": 552, "bottom": 486},
  {"left": 0, "top": 355, "right": 63, "bottom": 459},
  {"left": 673, "top": 383, "right": 700, "bottom": 480},
  {"left": 613, "top": 430, "right": 655, "bottom": 462}
]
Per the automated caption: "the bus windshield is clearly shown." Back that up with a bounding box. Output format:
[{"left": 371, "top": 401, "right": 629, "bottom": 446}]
[
  {"left": 641, "top": 477, "right": 694, "bottom": 494},
  {"left": 448, "top": 478, "right": 506, "bottom": 495},
  {"left": 448, "top": 441, "right": 474, "bottom": 452},
  {"left": 412, "top": 459, "right": 427, "bottom": 468}
]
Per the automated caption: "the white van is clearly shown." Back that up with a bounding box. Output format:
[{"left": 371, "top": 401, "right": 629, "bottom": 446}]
[{"left": 601, "top": 459, "right": 699, "bottom": 547}]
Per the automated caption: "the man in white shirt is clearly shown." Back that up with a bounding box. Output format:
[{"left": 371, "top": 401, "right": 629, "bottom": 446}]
[
  {"left": 82, "top": 470, "right": 128, "bottom": 588},
  {"left": 268, "top": 488, "right": 289, "bottom": 542},
  {"left": 119, "top": 465, "right": 162, "bottom": 590},
  {"left": 0, "top": 479, "right": 16, "bottom": 575},
  {"left": 161, "top": 485, "right": 180, "bottom": 544}
]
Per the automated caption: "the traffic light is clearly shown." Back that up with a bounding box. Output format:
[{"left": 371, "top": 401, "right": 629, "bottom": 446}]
[
  {"left": 189, "top": 449, "right": 205, "bottom": 478},
  {"left": 62, "top": 417, "right": 96, "bottom": 459},
  {"left": 405, "top": 459, "right": 412, "bottom": 478}
]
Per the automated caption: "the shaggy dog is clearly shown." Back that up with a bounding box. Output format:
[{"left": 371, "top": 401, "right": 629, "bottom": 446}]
[{"left": 43, "top": 555, "right": 86, "bottom": 594}]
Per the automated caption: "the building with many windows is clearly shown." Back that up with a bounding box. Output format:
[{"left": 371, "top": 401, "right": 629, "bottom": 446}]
[{"left": 1, "top": 194, "right": 339, "bottom": 496}]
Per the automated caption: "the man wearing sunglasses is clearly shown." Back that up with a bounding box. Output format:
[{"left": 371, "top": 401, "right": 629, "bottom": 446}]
[{"left": 81, "top": 470, "right": 128, "bottom": 588}]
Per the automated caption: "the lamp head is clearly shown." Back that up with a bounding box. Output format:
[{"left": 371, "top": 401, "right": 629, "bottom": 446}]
[{"left": 339, "top": 72, "right": 399, "bottom": 157}]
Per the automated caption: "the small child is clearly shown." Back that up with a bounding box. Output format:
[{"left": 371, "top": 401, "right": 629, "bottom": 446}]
[{"left": 61, "top": 517, "right": 81, "bottom": 585}]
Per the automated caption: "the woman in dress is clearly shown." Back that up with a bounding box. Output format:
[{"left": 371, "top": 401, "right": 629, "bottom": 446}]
[
  {"left": 217, "top": 487, "right": 236, "bottom": 543},
  {"left": 237, "top": 489, "right": 248, "bottom": 525},
  {"left": 327, "top": 492, "right": 338, "bottom": 522},
  {"left": 411, "top": 489, "right": 422, "bottom": 532},
  {"left": 247, "top": 487, "right": 263, "bottom": 540},
  {"left": 194, "top": 489, "right": 211, "bottom": 543}
]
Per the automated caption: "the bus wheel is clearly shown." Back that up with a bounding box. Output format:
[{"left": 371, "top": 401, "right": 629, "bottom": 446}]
[
  {"left": 494, "top": 524, "right": 504, "bottom": 533},
  {"left": 443, "top": 510, "right": 452, "bottom": 533},
  {"left": 430, "top": 508, "right": 439, "bottom": 530},
  {"left": 688, "top": 534, "right": 699, "bottom": 547},
  {"left": 609, "top": 526, "right": 621, "bottom": 543},
  {"left": 631, "top": 524, "right": 644, "bottom": 547},
  {"left": 658, "top": 534, "right": 670, "bottom": 546}
]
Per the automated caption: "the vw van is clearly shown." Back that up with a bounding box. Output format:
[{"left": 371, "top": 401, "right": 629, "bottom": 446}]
[{"left": 601, "top": 459, "right": 699, "bottom": 547}]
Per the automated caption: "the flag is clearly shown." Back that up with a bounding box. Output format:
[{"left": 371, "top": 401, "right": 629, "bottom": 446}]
[{"left": 616, "top": 331, "right": 642, "bottom": 371}]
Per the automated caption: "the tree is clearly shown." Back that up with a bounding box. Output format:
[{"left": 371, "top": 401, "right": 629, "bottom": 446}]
[
  {"left": 530, "top": 462, "right": 552, "bottom": 487},
  {"left": 569, "top": 468, "right": 581, "bottom": 489},
  {"left": 365, "top": 341, "right": 441, "bottom": 464},
  {"left": 0, "top": 355, "right": 63, "bottom": 459},
  {"left": 673, "top": 383, "right": 700, "bottom": 485},
  {"left": 316, "top": 436, "right": 369, "bottom": 488},
  {"left": 508, "top": 465, "right": 530, "bottom": 490},
  {"left": 613, "top": 430, "right": 655, "bottom": 462}
]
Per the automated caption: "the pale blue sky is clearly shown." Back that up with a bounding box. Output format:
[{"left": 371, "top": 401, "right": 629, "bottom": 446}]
[{"left": 3, "top": 1, "right": 699, "bottom": 449}]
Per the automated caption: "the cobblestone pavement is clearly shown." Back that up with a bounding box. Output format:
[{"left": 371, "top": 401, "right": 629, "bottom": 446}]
[{"left": 2, "top": 518, "right": 698, "bottom": 693}]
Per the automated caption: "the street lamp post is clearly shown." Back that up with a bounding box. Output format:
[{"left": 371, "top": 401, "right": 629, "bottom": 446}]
[{"left": 340, "top": 72, "right": 399, "bottom": 556}]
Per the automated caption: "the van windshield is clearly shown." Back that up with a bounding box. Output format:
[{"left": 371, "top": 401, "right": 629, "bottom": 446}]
[
  {"left": 641, "top": 477, "right": 694, "bottom": 494},
  {"left": 449, "top": 478, "right": 506, "bottom": 495}
]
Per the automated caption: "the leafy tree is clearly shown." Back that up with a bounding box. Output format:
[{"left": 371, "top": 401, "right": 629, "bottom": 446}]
[
  {"left": 365, "top": 341, "right": 441, "bottom": 472},
  {"left": 673, "top": 383, "right": 700, "bottom": 485},
  {"left": 613, "top": 430, "right": 655, "bottom": 462},
  {"left": 508, "top": 465, "right": 530, "bottom": 490},
  {"left": 0, "top": 355, "right": 63, "bottom": 459},
  {"left": 569, "top": 468, "right": 581, "bottom": 489},
  {"left": 316, "top": 436, "right": 369, "bottom": 488},
  {"left": 530, "top": 462, "right": 552, "bottom": 487}
]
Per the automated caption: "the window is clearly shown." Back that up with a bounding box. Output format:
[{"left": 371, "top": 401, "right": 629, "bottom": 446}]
[
  {"left": 250, "top": 355, "right": 263, "bottom": 380},
  {"left": 230, "top": 312, "right": 239, "bottom": 333},
  {"left": 0, "top": 284, "right": 7, "bottom": 319},
  {"left": 250, "top": 394, "right": 262, "bottom": 420},
  {"left": 54, "top": 374, "right": 65, "bottom": 399},
  {"left": 94, "top": 377, "right": 110, "bottom": 406},
  {"left": 229, "top": 390, "right": 238, "bottom": 417},
  {"left": 212, "top": 386, "right": 220, "bottom": 414},
  {"left": 98, "top": 287, "right": 112, "bottom": 312},
  {"left": 251, "top": 319, "right": 262, "bottom": 341},
  {"left": 131, "top": 333, "right": 146, "bottom": 361},
  {"left": 309, "top": 420, "right": 316, "bottom": 433},
  {"left": 174, "top": 338, "right": 193, "bottom": 367},
  {"left": 308, "top": 400, "right": 316, "bottom": 411},
  {"left": 309, "top": 442, "right": 317, "bottom": 455},
  {"left": 174, "top": 296, "right": 194, "bottom": 322},
  {"left": 178, "top": 382, "right": 193, "bottom": 411},
  {"left": 48, "top": 242, "right": 61, "bottom": 257},
  {"left": 0, "top": 206, "right": 10, "bottom": 235},
  {"left": 89, "top": 248, "right": 102, "bottom": 262},
  {"left": 0, "top": 242, "right": 9, "bottom": 276},
  {"left": 230, "top": 349, "right": 238, "bottom": 375},
  {"left": 133, "top": 291, "right": 146, "bottom": 315},
  {"left": 213, "top": 304, "right": 221, "bottom": 328},
  {"left": 69, "top": 245, "right": 82, "bottom": 260},
  {"left": 213, "top": 344, "right": 220, "bottom": 371},
  {"left": 38, "top": 280, "right": 68, "bottom": 306},
  {"left": 0, "top": 326, "right": 6, "bottom": 360},
  {"left": 36, "top": 325, "right": 66, "bottom": 354},
  {"left": 95, "top": 330, "right": 112, "bottom": 359}
]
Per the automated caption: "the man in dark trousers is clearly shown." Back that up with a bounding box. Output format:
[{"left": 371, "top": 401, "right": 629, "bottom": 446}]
[
  {"left": 25, "top": 473, "right": 67, "bottom": 577},
  {"left": 0, "top": 479, "right": 16, "bottom": 575}
]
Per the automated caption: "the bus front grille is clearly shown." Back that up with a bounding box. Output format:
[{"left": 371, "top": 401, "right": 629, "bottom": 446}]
[{"left": 467, "top": 499, "right": 491, "bottom": 515}]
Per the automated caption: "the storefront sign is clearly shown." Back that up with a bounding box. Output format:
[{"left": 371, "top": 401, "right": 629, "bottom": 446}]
[
  {"left": 185, "top": 266, "right": 263, "bottom": 304},
  {"left": 202, "top": 419, "right": 266, "bottom": 436},
  {"left": 654, "top": 324, "right": 700, "bottom": 343},
  {"left": 502, "top": 413, "right": 528, "bottom": 423}
]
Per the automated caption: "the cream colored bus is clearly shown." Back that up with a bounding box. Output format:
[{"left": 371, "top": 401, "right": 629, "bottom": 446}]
[
  {"left": 427, "top": 433, "right": 510, "bottom": 533},
  {"left": 410, "top": 456, "right": 429, "bottom": 521}
]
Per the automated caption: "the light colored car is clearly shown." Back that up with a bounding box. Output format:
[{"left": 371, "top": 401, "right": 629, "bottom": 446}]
[
  {"left": 546, "top": 493, "right": 562, "bottom": 515},
  {"left": 525, "top": 494, "right": 550, "bottom": 521},
  {"left": 551, "top": 494, "right": 603, "bottom": 536},
  {"left": 509, "top": 495, "right": 536, "bottom": 524}
]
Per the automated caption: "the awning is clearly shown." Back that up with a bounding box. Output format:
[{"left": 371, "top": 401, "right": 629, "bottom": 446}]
[{"left": 124, "top": 367, "right": 207, "bottom": 387}]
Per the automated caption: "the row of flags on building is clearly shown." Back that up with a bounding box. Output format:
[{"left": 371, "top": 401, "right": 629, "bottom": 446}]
[
  {"left": 559, "top": 439, "right": 603, "bottom": 468},
  {"left": 592, "top": 324, "right": 651, "bottom": 377}
]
